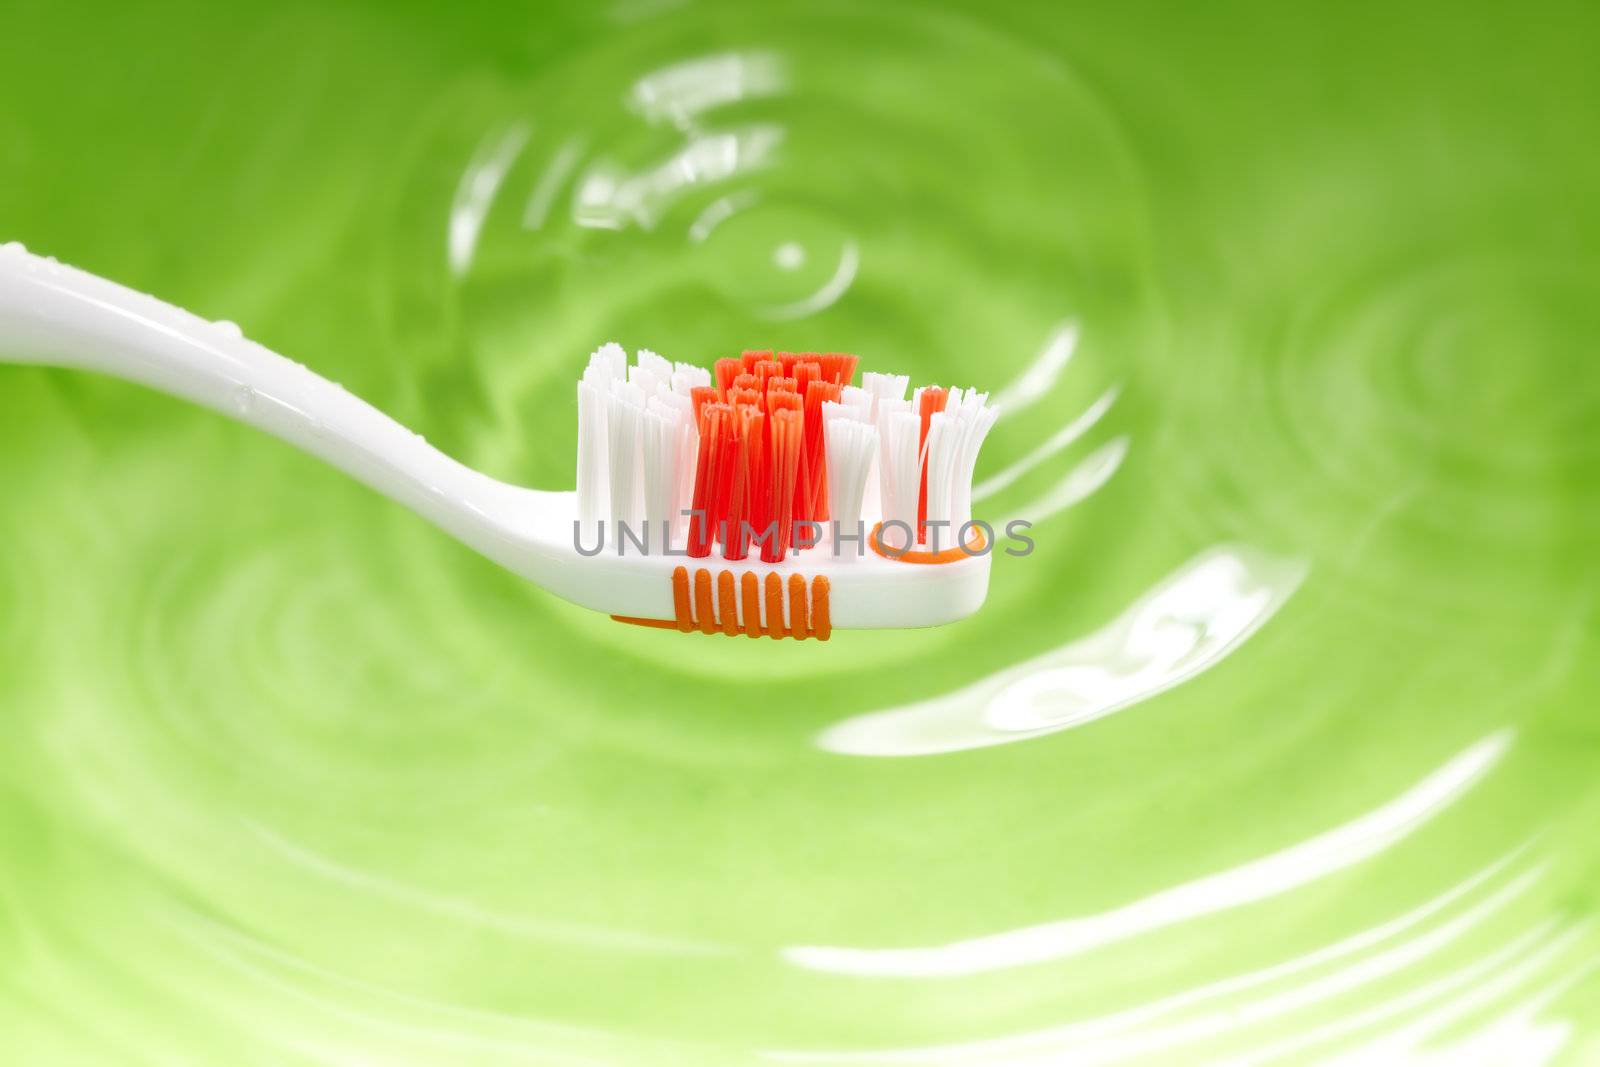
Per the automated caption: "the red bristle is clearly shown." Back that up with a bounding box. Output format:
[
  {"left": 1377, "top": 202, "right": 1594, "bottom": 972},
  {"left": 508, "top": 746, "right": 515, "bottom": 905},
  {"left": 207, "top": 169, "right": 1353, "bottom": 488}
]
[
  {"left": 714, "top": 358, "right": 742, "bottom": 398},
  {"left": 766, "top": 408, "right": 804, "bottom": 563},
  {"left": 766, "top": 392, "right": 804, "bottom": 558},
  {"left": 711, "top": 405, "right": 744, "bottom": 551},
  {"left": 687, "top": 403, "right": 727, "bottom": 557},
  {"left": 690, "top": 385, "right": 719, "bottom": 428},
  {"left": 742, "top": 407, "right": 771, "bottom": 562},
  {"left": 788, "top": 373, "right": 819, "bottom": 525},
  {"left": 916, "top": 386, "right": 948, "bottom": 543},
  {"left": 765, "top": 378, "right": 798, "bottom": 417},
  {"left": 730, "top": 387, "right": 761, "bottom": 410},
  {"left": 803, "top": 379, "right": 841, "bottom": 522},
  {"left": 793, "top": 385, "right": 812, "bottom": 520},
  {"left": 793, "top": 360, "right": 818, "bottom": 402},
  {"left": 820, "top": 352, "right": 859, "bottom": 386},
  {"left": 718, "top": 412, "right": 749, "bottom": 560},
  {"left": 686, "top": 352, "right": 868, "bottom": 558},
  {"left": 767, "top": 389, "right": 802, "bottom": 416}
]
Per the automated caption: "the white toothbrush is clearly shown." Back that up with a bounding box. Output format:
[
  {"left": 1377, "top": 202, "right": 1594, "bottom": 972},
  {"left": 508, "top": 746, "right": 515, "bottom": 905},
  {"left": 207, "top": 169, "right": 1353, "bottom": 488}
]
[{"left": 0, "top": 243, "right": 996, "bottom": 639}]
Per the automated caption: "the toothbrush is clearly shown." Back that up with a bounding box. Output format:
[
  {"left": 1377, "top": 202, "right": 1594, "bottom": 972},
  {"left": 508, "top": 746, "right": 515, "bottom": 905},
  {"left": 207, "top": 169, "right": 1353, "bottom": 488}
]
[{"left": 0, "top": 244, "right": 997, "bottom": 640}]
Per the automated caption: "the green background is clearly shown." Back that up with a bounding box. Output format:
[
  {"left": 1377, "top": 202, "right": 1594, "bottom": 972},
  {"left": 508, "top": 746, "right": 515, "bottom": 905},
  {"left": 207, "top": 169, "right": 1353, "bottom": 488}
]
[{"left": 2, "top": 0, "right": 1597, "bottom": 1062}]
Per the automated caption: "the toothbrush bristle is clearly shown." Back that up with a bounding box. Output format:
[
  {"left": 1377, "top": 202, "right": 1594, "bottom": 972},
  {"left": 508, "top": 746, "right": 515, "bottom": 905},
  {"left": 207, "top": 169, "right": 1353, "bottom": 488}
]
[
  {"left": 767, "top": 407, "right": 804, "bottom": 564},
  {"left": 820, "top": 352, "right": 860, "bottom": 385},
  {"left": 879, "top": 404, "right": 922, "bottom": 540},
  {"left": 915, "top": 386, "right": 949, "bottom": 543},
  {"left": 802, "top": 378, "right": 841, "bottom": 520},
  {"left": 690, "top": 385, "right": 719, "bottom": 424},
  {"left": 576, "top": 345, "right": 997, "bottom": 562},
  {"left": 714, "top": 357, "right": 742, "bottom": 396},
  {"left": 822, "top": 398, "right": 876, "bottom": 534}
]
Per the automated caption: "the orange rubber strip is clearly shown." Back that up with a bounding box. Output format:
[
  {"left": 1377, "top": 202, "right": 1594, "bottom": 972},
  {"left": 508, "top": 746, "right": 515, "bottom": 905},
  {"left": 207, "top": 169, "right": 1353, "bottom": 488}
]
[
  {"left": 788, "top": 573, "right": 809, "bottom": 640},
  {"left": 672, "top": 566, "right": 693, "bottom": 631},
  {"left": 811, "top": 576, "right": 832, "bottom": 640},
  {"left": 764, "top": 572, "right": 785, "bottom": 636},
  {"left": 694, "top": 568, "right": 716, "bottom": 634},
  {"left": 612, "top": 567, "right": 833, "bottom": 640},
  {"left": 718, "top": 570, "right": 739, "bottom": 636},
  {"left": 790, "top": 575, "right": 812, "bottom": 643},
  {"left": 741, "top": 572, "right": 762, "bottom": 638}
]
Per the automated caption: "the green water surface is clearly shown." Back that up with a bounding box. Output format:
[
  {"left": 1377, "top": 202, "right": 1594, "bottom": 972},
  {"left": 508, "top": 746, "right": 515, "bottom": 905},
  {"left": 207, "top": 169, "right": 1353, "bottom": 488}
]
[{"left": 3, "top": 0, "right": 1599, "bottom": 1062}]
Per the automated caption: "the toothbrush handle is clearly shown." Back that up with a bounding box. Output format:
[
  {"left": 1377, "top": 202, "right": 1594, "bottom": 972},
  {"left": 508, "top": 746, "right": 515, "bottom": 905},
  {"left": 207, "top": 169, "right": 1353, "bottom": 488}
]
[{"left": 0, "top": 244, "right": 533, "bottom": 532}]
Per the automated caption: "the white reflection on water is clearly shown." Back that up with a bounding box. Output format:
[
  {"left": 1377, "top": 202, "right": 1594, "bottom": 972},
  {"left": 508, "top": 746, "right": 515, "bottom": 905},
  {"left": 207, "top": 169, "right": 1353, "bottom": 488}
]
[
  {"left": 574, "top": 125, "right": 784, "bottom": 231},
  {"left": 1331, "top": 955, "right": 1596, "bottom": 1067},
  {"left": 769, "top": 847, "right": 1545, "bottom": 1064},
  {"left": 448, "top": 124, "right": 531, "bottom": 275},
  {"left": 168, "top": 907, "right": 624, "bottom": 1065},
  {"left": 973, "top": 384, "right": 1119, "bottom": 503},
  {"left": 991, "top": 321, "right": 1079, "bottom": 419},
  {"left": 249, "top": 824, "right": 729, "bottom": 958},
  {"left": 819, "top": 545, "right": 1305, "bottom": 757},
  {"left": 522, "top": 137, "right": 583, "bottom": 231},
  {"left": 786, "top": 731, "right": 1512, "bottom": 978},
  {"left": 565, "top": 51, "right": 789, "bottom": 232},
  {"left": 758, "top": 240, "right": 860, "bottom": 320},
  {"left": 1008, "top": 434, "right": 1129, "bottom": 524},
  {"left": 1221, "top": 921, "right": 1588, "bottom": 1067},
  {"left": 688, "top": 190, "right": 761, "bottom": 243},
  {"left": 628, "top": 52, "right": 785, "bottom": 130}
]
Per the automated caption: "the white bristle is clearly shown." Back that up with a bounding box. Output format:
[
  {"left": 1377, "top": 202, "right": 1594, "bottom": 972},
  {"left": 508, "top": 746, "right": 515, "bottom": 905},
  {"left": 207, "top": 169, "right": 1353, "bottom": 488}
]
[
  {"left": 590, "top": 341, "right": 628, "bottom": 379},
  {"left": 645, "top": 392, "right": 695, "bottom": 536},
  {"left": 837, "top": 384, "right": 873, "bottom": 420},
  {"left": 580, "top": 362, "right": 614, "bottom": 393},
  {"left": 628, "top": 361, "right": 668, "bottom": 401},
  {"left": 577, "top": 343, "right": 630, "bottom": 536},
  {"left": 862, "top": 371, "right": 909, "bottom": 407},
  {"left": 606, "top": 382, "right": 645, "bottom": 530},
  {"left": 637, "top": 348, "right": 672, "bottom": 380},
  {"left": 879, "top": 408, "right": 922, "bottom": 546},
  {"left": 823, "top": 396, "right": 873, "bottom": 427},
  {"left": 823, "top": 401, "right": 879, "bottom": 556},
  {"left": 577, "top": 344, "right": 700, "bottom": 548},
  {"left": 576, "top": 377, "right": 609, "bottom": 536},
  {"left": 640, "top": 406, "right": 675, "bottom": 534},
  {"left": 671, "top": 361, "right": 711, "bottom": 396},
  {"left": 922, "top": 411, "right": 959, "bottom": 543},
  {"left": 923, "top": 386, "right": 999, "bottom": 540},
  {"left": 860, "top": 374, "right": 907, "bottom": 519},
  {"left": 951, "top": 394, "right": 998, "bottom": 531}
]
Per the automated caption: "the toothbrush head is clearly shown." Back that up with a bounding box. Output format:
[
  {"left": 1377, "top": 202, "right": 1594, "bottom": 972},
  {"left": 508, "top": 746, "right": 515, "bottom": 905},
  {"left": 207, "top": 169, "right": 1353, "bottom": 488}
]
[{"left": 576, "top": 346, "right": 999, "bottom": 640}]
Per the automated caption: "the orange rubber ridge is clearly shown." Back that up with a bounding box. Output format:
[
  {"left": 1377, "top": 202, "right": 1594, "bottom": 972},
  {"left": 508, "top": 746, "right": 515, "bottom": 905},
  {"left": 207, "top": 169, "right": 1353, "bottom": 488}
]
[
  {"left": 869, "top": 521, "right": 988, "bottom": 564},
  {"left": 613, "top": 566, "right": 832, "bottom": 640}
]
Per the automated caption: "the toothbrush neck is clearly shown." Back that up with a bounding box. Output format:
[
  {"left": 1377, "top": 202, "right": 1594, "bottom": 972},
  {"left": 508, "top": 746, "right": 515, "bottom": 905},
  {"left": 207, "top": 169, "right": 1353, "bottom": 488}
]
[{"left": 0, "top": 246, "right": 560, "bottom": 548}]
